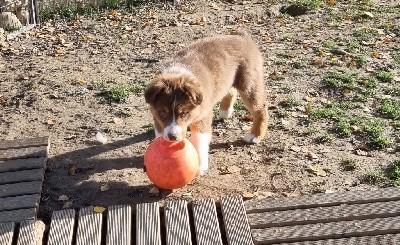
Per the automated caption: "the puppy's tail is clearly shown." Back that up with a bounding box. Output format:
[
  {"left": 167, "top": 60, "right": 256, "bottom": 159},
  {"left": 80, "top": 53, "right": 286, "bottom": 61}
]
[{"left": 230, "top": 29, "right": 252, "bottom": 39}]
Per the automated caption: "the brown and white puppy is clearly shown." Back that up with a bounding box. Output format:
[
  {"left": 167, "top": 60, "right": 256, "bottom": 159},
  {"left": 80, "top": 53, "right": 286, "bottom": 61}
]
[{"left": 145, "top": 30, "right": 269, "bottom": 175}]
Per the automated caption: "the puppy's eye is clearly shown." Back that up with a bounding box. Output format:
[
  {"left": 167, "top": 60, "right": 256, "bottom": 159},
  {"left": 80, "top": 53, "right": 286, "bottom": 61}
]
[
  {"left": 159, "top": 111, "right": 168, "bottom": 119},
  {"left": 180, "top": 111, "right": 188, "bottom": 118}
]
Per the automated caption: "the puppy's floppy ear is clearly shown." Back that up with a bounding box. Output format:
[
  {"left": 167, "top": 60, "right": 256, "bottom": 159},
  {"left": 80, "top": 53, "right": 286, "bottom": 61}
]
[
  {"left": 183, "top": 80, "right": 203, "bottom": 106},
  {"left": 144, "top": 79, "right": 165, "bottom": 104}
]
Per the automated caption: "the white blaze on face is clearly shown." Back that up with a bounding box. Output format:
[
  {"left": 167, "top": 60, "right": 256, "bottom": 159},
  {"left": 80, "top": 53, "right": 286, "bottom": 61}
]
[{"left": 163, "top": 97, "right": 184, "bottom": 141}]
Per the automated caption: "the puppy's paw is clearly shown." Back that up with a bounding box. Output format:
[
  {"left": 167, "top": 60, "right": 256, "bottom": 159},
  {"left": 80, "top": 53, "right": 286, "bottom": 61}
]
[
  {"left": 244, "top": 133, "right": 261, "bottom": 144},
  {"left": 218, "top": 107, "right": 234, "bottom": 119},
  {"left": 196, "top": 157, "right": 209, "bottom": 176}
]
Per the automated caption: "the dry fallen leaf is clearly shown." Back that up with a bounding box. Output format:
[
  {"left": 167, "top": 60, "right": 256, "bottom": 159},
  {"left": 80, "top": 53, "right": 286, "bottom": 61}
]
[
  {"left": 101, "top": 184, "right": 110, "bottom": 192},
  {"left": 55, "top": 49, "right": 65, "bottom": 56},
  {"left": 68, "top": 164, "right": 77, "bottom": 175},
  {"left": 308, "top": 165, "right": 327, "bottom": 177},
  {"left": 47, "top": 119, "right": 57, "bottom": 126},
  {"left": 94, "top": 206, "right": 106, "bottom": 213}
]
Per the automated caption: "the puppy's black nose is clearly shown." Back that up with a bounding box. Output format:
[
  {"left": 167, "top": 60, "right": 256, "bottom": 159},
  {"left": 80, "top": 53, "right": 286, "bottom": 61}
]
[{"left": 167, "top": 132, "right": 177, "bottom": 141}]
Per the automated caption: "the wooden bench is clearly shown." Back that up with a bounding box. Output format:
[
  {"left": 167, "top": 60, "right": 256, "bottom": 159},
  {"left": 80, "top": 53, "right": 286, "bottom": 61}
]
[{"left": 0, "top": 137, "right": 49, "bottom": 223}]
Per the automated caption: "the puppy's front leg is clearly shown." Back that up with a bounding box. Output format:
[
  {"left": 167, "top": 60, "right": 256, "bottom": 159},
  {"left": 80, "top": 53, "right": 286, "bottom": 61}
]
[
  {"left": 190, "top": 115, "right": 213, "bottom": 176},
  {"left": 190, "top": 131, "right": 211, "bottom": 176}
]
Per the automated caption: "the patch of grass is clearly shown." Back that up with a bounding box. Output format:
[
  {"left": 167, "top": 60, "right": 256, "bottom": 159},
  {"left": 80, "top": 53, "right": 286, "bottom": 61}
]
[
  {"left": 386, "top": 161, "right": 400, "bottom": 186},
  {"left": 96, "top": 80, "right": 146, "bottom": 103},
  {"left": 375, "top": 70, "right": 395, "bottom": 83},
  {"left": 292, "top": 59, "right": 308, "bottom": 69},
  {"left": 359, "top": 76, "right": 379, "bottom": 89},
  {"left": 295, "top": 0, "right": 322, "bottom": 11},
  {"left": 279, "top": 97, "right": 302, "bottom": 108},
  {"left": 364, "top": 171, "right": 388, "bottom": 185},
  {"left": 282, "top": 33, "right": 299, "bottom": 42},
  {"left": 276, "top": 109, "right": 289, "bottom": 118},
  {"left": 363, "top": 119, "right": 392, "bottom": 148},
  {"left": 234, "top": 100, "right": 247, "bottom": 111},
  {"left": 323, "top": 40, "right": 337, "bottom": 49},
  {"left": 378, "top": 98, "right": 400, "bottom": 119},
  {"left": 351, "top": 55, "right": 368, "bottom": 68},
  {"left": 323, "top": 70, "right": 357, "bottom": 90},
  {"left": 334, "top": 118, "right": 352, "bottom": 137},
  {"left": 352, "top": 27, "right": 379, "bottom": 42},
  {"left": 310, "top": 103, "right": 347, "bottom": 120},
  {"left": 394, "top": 53, "right": 400, "bottom": 66},
  {"left": 346, "top": 41, "right": 363, "bottom": 53},
  {"left": 341, "top": 159, "right": 358, "bottom": 171},
  {"left": 386, "top": 86, "right": 400, "bottom": 96},
  {"left": 316, "top": 133, "right": 334, "bottom": 143},
  {"left": 364, "top": 160, "right": 400, "bottom": 186},
  {"left": 39, "top": 0, "right": 145, "bottom": 21}
]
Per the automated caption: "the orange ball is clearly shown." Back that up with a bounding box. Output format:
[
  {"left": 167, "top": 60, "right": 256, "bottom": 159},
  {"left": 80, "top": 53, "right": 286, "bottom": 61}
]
[{"left": 144, "top": 137, "right": 199, "bottom": 189}]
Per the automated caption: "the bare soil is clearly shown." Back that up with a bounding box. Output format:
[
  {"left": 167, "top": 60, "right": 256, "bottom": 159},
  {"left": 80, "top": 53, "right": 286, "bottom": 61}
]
[{"left": 1, "top": 0, "right": 399, "bottom": 221}]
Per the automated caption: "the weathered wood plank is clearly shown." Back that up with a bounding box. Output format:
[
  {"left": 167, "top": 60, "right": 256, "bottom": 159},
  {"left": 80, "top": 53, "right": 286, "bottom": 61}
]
[
  {"left": 17, "top": 220, "right": 45, "bottom": 245},
  {"left": 0, "top": 181, "right": 42, "bottom": 198},
  {"left": 0, "top": 208, "right": 36, "bottom": 223},
  {"left": 0, "top": 222, "right": 15, "bottom": 245},
  {"left": 192, "top": 198, "right": 223, "bottom": 245},
  {"left": 0, "top": 168, "right": 44, "bottom": 185},
  {"left": 246, "top": 187, "right": 400, "bottom": 213},
  {"left": 0, "top": 146, "right": 48, "bottom": 161},
  {"left": 0, "top": 137, "right": 49, "bottom": 150},
  {"left": 0, "top": 157, "right": 47, "bottom": 173},
  {"left": 277, "top": 233, "right": 400, "bottom": 245},
  {"left": 107, "top": 205, "right": 131, "bottom": 245},
  {"left": 0, "top": 194, "right": 40, "bottom": 211},
  {"left": 252, "top": 216, "right": 400, "bottom": 244},
  {"left": 47, "top": 209, "right": 76, "bottom": 245},
  {"left": 248, "top": 200, "right": 400, "bottom": 228},
  {"left": 136, "top": 202, "right": 161, "bottom": 245},
  {"left": 221, "top": 196, "right": 253, "bottom": 245},
  {"left": 165, "top": 200, "right": 192, "bottom": 245},
  {"left": 76, "top": 206, "right": 102, "bottom": 245}
]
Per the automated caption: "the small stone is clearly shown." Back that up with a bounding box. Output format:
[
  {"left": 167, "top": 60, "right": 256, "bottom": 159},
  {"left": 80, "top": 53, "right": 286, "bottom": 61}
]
[
  {"left": 290, "top": 146, "right": 301, "bottom": 152},
  {"left": 149, "top": 186, "right": 160, "bottom": 195},
  {"left": 242, "top": 192, "right": 254, "bottom": 200},
  {"left": 227, "top": 165, "right": 241, "bottom": 174},
  {"left": 63, "top": 201, "right": 73, "bottom": 209},
  {"left": 58, "top": 195, "right": 69, "bottom": 201},
  {"left": 307, "top": 151, "right": 318, "bottom": 159}
]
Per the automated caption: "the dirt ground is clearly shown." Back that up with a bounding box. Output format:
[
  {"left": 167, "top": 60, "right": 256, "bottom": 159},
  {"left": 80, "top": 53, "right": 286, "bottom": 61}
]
[{"left": 1, "top": 0, "right": 399, "bottom": 221}]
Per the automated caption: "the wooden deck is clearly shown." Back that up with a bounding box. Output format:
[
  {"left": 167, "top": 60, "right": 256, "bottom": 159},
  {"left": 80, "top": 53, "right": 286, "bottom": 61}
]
[
  {"left": 0, "top": 137, "right": 49, "bottom": 223},
  {"left": 1, "top": 137, "right": 400, "bottom": 244},
  {"left": 1, "top": 188, "right": 400, "bottom": 244}
]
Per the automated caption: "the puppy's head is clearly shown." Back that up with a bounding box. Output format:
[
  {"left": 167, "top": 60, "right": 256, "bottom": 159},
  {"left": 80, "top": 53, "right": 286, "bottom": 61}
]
[{"left": 145, "top": 73, "right": 203, "bottom": 142}]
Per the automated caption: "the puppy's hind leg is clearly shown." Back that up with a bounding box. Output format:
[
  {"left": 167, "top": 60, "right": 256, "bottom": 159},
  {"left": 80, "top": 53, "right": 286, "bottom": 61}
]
[
  {"left": 189, "top": 114, "right": 213, "bottom": 176},
  {"left": 236, "top": 69, "right": 269, "bottom": 144},
  {"left": 219, "top": 88, "right": 237, "bottom": 119}
]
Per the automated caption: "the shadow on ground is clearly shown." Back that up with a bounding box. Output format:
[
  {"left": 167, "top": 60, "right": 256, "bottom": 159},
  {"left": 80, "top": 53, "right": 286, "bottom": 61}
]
[{"left": 38, "top": 131, "right": 166, "bottom": 222}]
